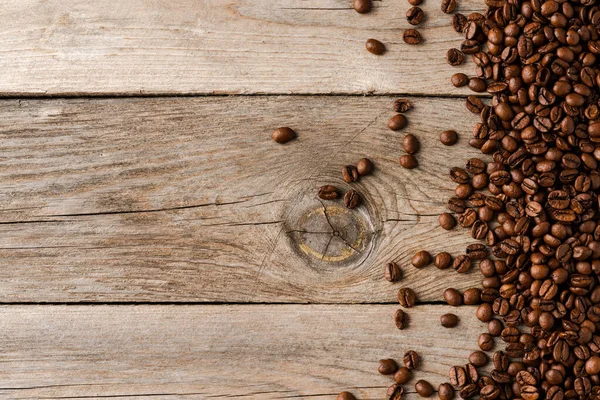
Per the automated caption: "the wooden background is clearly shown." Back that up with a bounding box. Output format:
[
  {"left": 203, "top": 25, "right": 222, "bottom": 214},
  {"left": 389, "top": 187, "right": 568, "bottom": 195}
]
[{"left": 0, "top": 0, "right": 492, "bottom": 398}]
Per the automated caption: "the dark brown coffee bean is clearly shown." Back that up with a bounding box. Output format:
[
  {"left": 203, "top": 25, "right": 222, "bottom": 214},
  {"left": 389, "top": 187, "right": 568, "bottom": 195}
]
[
  {"left": 466, "top": 96, "right": 484, "bottom": 113},
  {"left": 441, "top": 130, "right": 458, "bottom": 145},
  {"left": 453, "top": 254, "right": 472, "bottom": 273},
  {"left": 318, "top": 185, "right": 339, "bottom": 200},
  {"left": 469, "top": 351, "right": 488, "bottom": 367},
  {"left": 447, "top": 197, "right": 466, "bottom": 213},
  {"left": 393, "top": 367, "right": 412, "bottom": 384},
  {"left": 403, "top": 134, "right": 419, "bottom": 154},
  {"left": 478, "top": 333, "right": 494, "bottom": 351},
  {"left": 386, "top": 384, "right": 405, "bottom": 400},
  {"left": 403, "top": 29, "right": 422, "bottom": 44},
  {"left": 466, "top": 243, "right": 487, "bottom": 259},
  {"left": 399, "top": 155, "right": 418, "bottom": 169},
  {"left": 366, "top": 39, "right": 385, "bottom": 55},
  {"left": 342, "top": 165, "right": 359, "bottom": 183},
  {"left": 398, "top": 288, "right": 416, "bottom": 308},
  {"left": 403, "top": 350, "right": 420, "bottom": 369},
  {"left": 356, "top": 158, "right": 374, "bottom": 176},
  {"left": 435, "top": 252, "right": 453, "bottom": 269},
  {"left": 438, "top": 383, "right": 455, "bottom": 400},
  {"left": 385, "top": 262, "right": 401, "bottom": 282},
  {"left": 452, "top": 13, "right": 467, "bottom": 32},
  {"left": 272, "top": 127, "right": 296, "bottom": 144},
  {"left": 353, "top": 0, "right": 371, "bottom": 13},
  {"left": 461, "top": 40, "right": 480, "bottom": 54},
  {"left": 449, "top": 365, "right": 468, "bottom": 387},
  {"left": 337, "top": 391, "right": 357, "bottom": 400},
  {"left": 411, "top": 250, "right": 431, "bottom": 268},
  {"left": 439, "top": 213, "right": 456, "bottom": 230},
  {"left": 344, "top": 189, "right": 360, "bottom": 209},
  {"left": 444, "top": 288, "right": 463, "bottom": 306},
  {"left": 441, "top": 0, "right": 456, "bottom": 13},
  {"left": 447, "top": 48, "right": 464, "bottom": 66},
  {"left": 388, "top": 114, "right": 408, "bottom": 131},
  {"left": 393, "top": 99, "right": 412, "bottom": 113},
  {"left": 394, "top": 309, "right": 406, "bottom": 330},
  {"left": 379, "top": 359, "right": 399, "bottom": 375},
  {"left": 463, "top": 288, "right": 481, "bottom": 305},
  {"left": 451, "top": 73, "right": 469, "bottom": 87},
  {"left": 406, "top": 6, "right": 424, "bottom": 25},
  {"left": 415, "top": 380, "right": 434, "bottom": 397},
  {"left": 441, "top": 313, "right": 459, "bottom": 327}
]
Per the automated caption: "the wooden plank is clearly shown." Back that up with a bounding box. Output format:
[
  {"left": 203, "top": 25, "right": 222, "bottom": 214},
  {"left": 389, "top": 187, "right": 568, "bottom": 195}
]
[
  {"left": 0, "top": 0, "right": 485, "bottom": 96},
  {"left": 0, "top": 304, "right": 487, "bottom": 399},
  {"left": 0, "top": 96, "right": 483, "bottom": 302}
]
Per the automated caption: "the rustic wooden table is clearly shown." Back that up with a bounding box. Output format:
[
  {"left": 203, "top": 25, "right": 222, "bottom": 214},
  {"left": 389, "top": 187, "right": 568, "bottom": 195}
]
[{"left": 0, "top": 0, "right": 493, "bottom": 398}]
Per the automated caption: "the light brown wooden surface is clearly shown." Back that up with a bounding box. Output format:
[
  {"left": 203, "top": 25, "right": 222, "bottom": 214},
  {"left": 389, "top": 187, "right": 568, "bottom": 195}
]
[
  {"left": 0, "top": 96, "right": 484, "bottom": 303},
  {"left": 0, "top": 0, "right": 485, "bottom": 96},
  {"left": 0, "top": 304, "right": 487, "bottom": 399}
]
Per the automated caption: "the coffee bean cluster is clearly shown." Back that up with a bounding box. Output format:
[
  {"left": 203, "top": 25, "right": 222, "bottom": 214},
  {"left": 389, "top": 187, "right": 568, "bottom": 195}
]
[
  {"left": 389, "top": 99, "right": 424, "bottom": 169},
  {"left": 318, "top": 157, "right": 375, "bottom": 209}
]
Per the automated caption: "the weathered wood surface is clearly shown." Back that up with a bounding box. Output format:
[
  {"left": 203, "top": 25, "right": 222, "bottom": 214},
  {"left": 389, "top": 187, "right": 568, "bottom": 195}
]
[
  {"left": 0, "top": 96, "right": 485, "bottom": 303},
  {"left": 0, "top": 0, "right": 485, "bottom": 96},
  {"left": 0, "top": 304, "right": 487, "bottom": 399}
]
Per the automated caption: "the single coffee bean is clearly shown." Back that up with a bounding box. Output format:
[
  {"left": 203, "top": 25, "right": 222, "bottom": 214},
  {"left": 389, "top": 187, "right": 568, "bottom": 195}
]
[
  {"left": 449, "top": 365, "right": 467, "bottom": 387},
  {"left": 469, "top": 351, "right": 488, "bottom": 367},
  {"left": 452, "top": 13, "right": 467, "bottom": 32},
  {"left": 478, "top": 333, "right": 494, "bottom": 351},
  {"left": 318, "top": 185, "right": 339, "bottom": 200},
  {"left": 403, "top": 134, "right": 420, "bottom": 154},
  {"left": 441, "top": 0, "right": 456, "bottom": 13},
  {"left": 411, "top": 250, "right": 431, "bottom": 268},
  {"left": 440, "top": 130, "right": 458, "bottom": 145},
  {"left": 415, "top": 380, "right": 434, "bottom": 397},
  {"left": 356, "top": 158, "right": 374, "bottom": 176},
  {"left": 438, "top": 383, "right": 455, "bottom": 400},
  {"left": 439, "top": 213, "right": 456, "bottom": 230},
  {"left": 398, "top": 288, "right": 416, "bottom": 307},
  {"left": 393, "top": 99, "right": 412, "bottom": 113},
  {"left": 468, "top": 77, "right": 487, "bottom": 92},
  {"left": 465, "top": 96, "right": 484, "bottom": 113},
  {"left": 393, "top": 367, "right": 413, "bottom": 384},
  {"left": 337, "top": 392, "right": 357, "bottom": 400},
  {"left": 394, "top": 309, "right": 406, "bottom": 330},
  {"left": 388, "top": 114, "right": 408, "bottom": 130},
  {"left": 385, "top": 262, "right": 402, "bottom": 282},
  {"left": 366, "top": 39, "right": 386, "bottom": 55},
  {"left": 444, "top": 288, "right": 463, "bottom": 306},
  {"left": 342, "top": 165, "right": 359, "bottom": 183},
  {"left": 434, "top": 252, "right": 452, "bottom": 269},
  {"left": 403, "top": 29, "right": 422, "bottom": 45},
  {"left": 463, "top": 288, "right": 480, "bottom": 305},
  {"left": 344, "top": 189, "right": 360, "bottom": 209},
  {"left": 386, "top": 383, "right": 405, "bottom": 400},
  {"left": 440, "top": 313, "right": 459, "bottom": 327},
  {"left": 406, "top": 6, "right": 424, "bottom": 25},
  {"left": 379, "top": 358, "right": 399, "bottom": 375},
  {"left": 353, "top": 0, "right": 371, "bottom": 13},
  {"left": 403, "top": 350, "right": 420, "bottom": 369},
  {"left": 447, "top": 48, "right": 464, "bottom": 66},
  {"left": 453, "top": 254, "right": 472, "bottom": 273},
  {"left": 399, "top": 154, "right": 418, "bottom": 169},
  {"left": 451, "top": 73, "right": 469, "bottom": 87},
  {"left": 272, "top": 127, "right": 296, "bottom": 144}
]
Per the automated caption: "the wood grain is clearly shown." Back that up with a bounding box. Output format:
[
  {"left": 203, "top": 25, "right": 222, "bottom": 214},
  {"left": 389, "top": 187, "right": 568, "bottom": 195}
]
[
  {"left": 0, "top": 0, "right": 485, "bottom": 96},
  {"left": 0, "top": 96, "right": 487, "bottom": 303},
  {"left": 0, "top": 304, "right": 488, "bottom": 399}
]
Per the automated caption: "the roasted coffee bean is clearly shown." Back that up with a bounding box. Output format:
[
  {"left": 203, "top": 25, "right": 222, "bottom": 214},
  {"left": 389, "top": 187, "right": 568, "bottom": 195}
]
[
  {"left": 451, "top": 73, "right": 469, "bottom": 87},
  {"left": 463, "top": 288, "right": 481, "bottom": 305},
  {"left": 272, "top": 127, "right": 296, "bottom": 143},
  {"left": 415, "top": 380, "right": 434, "bottom": 397},
  {"left": 366, "top": 39, "right": 386, "bottom": 55},
  {"left": 441, "top": 313, "right": 459, "bottom": 327},
  {"left": 469, "top": 351, "right": 488, "bottom": 367},
  {"left": 379, "top": 359, "right": 399, "bottom": 375},
  {"left": 453, "top": 254, "right": 472, "bottom": 273},
  {"left": 444, "top": 288, "right": 463, "bottom": 306},
  {"left": 441, "top": 130, "right": 458, "bottom": 145},
  {"left": 398, "top": 288, "right": 416, "bottom": 308},
  {"left": 385, "top": 262, "right": 401, "bottom": 282},
  {"left": 393, "top": 99, "right": 412, "bottom": 113},
  {"left": 403, "top": 134, "right": 420, "bottom": 154},
  {"left": 447, "top": 48, "right": 464, "bottom": 66},
  {"left": 403, "top": 350, "right": 420, "bottom": 369},
  {"left": 393, "top": 367, "right": 412, "bottom": 384},
  {"left": 434, "top": 252, "right": 453, "bottom": 269},
  {"left": 353, "top": 0, "right": 371, "bottom": 13},
  {"left": 406, "top": 6, "right": 424, "bottom": 25},
  {"left": 356, "top": 158, "right": 374, "bottom": 176},
  {"left": 403, "top": 29, "right": 422, "bottom": 44},
  {"left": 478, "top": 333, "right": 494, "bottom": 351},
  {"left": 438, "top": 383, "right": 455, "bottom": 400},
  {"left": 388, "top": 114, "right": 408, "bottom": 131},
  {"left": 441, "top": 0, "right": 456, "bottom": 13},
  {"left": 337, "top": 392, "right": 357, "bottom": 400},
  {"left": 452, "top": 13, "right": 467, "bottom": 32},
  {"left": 394, "top": 309, "right": 406, "bottom": 330},
  {"left": 386, "top": 384, "right": 405, "bottom": 400},
  {"left": 412, "top": 250, "right": 432, "bottom": 268},
  {"left": 439, "top": 213, "right": 456, "bottom": 230},
  {"left": 318, "top": 185, "right": 339, "bottom": 200},
  {"left": 466, "top": 96, "right": 484, "bottom": 113},
  {"left": 466, "top": 243, "right": 488, "bottom": 259},
  {"left": 344, "top": 189, "right": 360, "bottom": 209},
  {"left": 449, "top": 365, "right": 468, "bottom": 387},
  {"left": 469, "top": 77, "right": 487, "bottom": 93},
  {"left": 399, "top": 154, "right": 418, "bottom": 169},
  {"left": 342, "top": 165, "right": 359, "bottom": 183}
]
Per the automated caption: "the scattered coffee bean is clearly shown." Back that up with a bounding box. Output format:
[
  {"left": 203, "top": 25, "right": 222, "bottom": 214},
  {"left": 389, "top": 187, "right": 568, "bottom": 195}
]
[
  {"left": 415, "top": 380, "right": 434, "bottom": 397},
  {"left": 403, "top": 134, "right": 419, "bottom": 155},
  {"left": 452, "top": 254, "right": 471, "bottom": 273},
  {"left": 388, "top": 114, "right": 408, "bottom": 131},
  {"left": 451, "top": 73, "right": 469, "bottom": 87},
  {"left": 469, "top": 351, "right": 488, "bottom": 368},
  {"left": 403, "top": 29, "right": 422, "bottom": 45},
  {"left": 446, "top": 48, "right": 464, "bottom": 66},
  {"left": 337, "top": 392, "right": 357, "bottom": 400},
  {"left": 393, "top": 99, "right": 412, "bottom": 113},
  {"left": 438, "top": 212, "right": 456, "bottom": 230},
  {"left": 403, "top": 350, "right": 420, "bottom": 369},
  {"left": 386, "top": 384, "right": 405, "bottom": 400},
  {"left": 342, "top": 165, "right": 359, "bottom": 183},
  {"left": 443, "top": 288, "right": 463, "bottom": 306},
  {"left": 411, "top": 250, "right": 431, "bottom": 268},
  {"left": 440, "top": 313, "right": 459, "bottom": 328},
  {"left": 399, "top": 154, "right": 418, "bottom": 169},
  {"left": 406, "top": 6, "right": 424, "bottom": 25},
  {"left": 440, "top": 0, "right": 456, "bottom": 13},
  {"left": 272, "top": 127, "right": 296, "bottom": 144},
  {"left": 478, "top": 333, "right": 494, "bottom": 351},
  {"left": 468, "top": 77, "right": 487, "bottom": 93},
  {"left": 317, "top": 185, "right": 339, "bottom": 200},
  {"left": 378, "top": 359, "right": 399, "bottom": 375},
  {"left": 365, "top": 39, "right": 386, "bottom": 55},
  {"left": 356, "top": 158, "right": 374, "bottom": 176},
  {"left": 394, "top": 309, "right": 406, "bottom": 330},
  {"left": 385, "top": 262, "right": 402, "bottom": 282},
  {"left": 452, "top": 13, "right": 467, "bottom": 32},
  {"left": 393, "top": 367, "right": 413, "bottom": 384},
  {"left": 398, "top": 288, "right": 416, "bottom": 308},
  {"left": 440, "top": 130, "right": 458, "bottom": 146},
  {"left": 438, "top": 383, "right": 455, "bottom": 400},
  {"left": 344, "top": 189, "right": 360, "bottom": 209},
  {"left": 353, "top": 0, "right": 371, "bottom": 13},
  {"left": 434, "top": 252, "right": 452, "bottom": 269}
]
